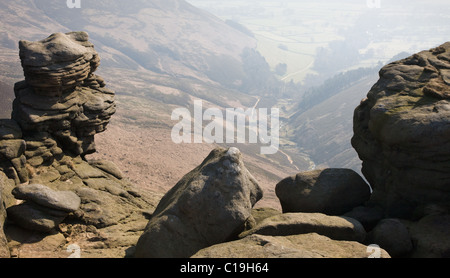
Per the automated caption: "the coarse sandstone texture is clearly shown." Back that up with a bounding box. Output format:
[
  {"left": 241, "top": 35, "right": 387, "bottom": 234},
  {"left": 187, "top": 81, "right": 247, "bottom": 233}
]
[
  {"left": 239, "top": 212, "right": 367, "bottom": 243},
  {"left": 192, "top": 233, "right": 390, "bottom": 258},
  {"left": 134, "top": 147, "right": 263, "bottom": 258},
  {"left": 12, "top": 31, "right": 115, "bottom": 162},
  {"left": 0, "top": 32, "right": 162, "bottom": 258},
  {"left": 352, "top": 42, "right": 450, "bottom": 219}
]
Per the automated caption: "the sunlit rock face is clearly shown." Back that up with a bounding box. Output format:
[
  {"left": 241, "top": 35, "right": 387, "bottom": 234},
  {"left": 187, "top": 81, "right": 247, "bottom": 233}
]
[
  {"left": 135, "top": 147, "right": 263, "bottom": 258},
  {"left": 12, "top": 32, "right": 116, "bottom": 159},
  {"left": 352, "top": 42, "right": 450, "bottom": 219}
]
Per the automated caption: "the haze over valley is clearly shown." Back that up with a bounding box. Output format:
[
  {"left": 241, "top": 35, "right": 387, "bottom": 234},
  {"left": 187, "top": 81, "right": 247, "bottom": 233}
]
[{"left": 0, "top": 0, "right": 449, "bottom": 208}]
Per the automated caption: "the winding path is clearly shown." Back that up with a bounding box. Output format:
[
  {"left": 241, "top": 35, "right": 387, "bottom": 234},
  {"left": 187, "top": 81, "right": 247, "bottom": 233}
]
[{"left": 278, "top": 149, "right": 300, "bottom": 171}]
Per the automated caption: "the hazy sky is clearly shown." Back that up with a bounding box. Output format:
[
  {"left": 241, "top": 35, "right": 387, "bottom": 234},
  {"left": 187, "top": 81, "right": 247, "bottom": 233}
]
[{"left": 186, "top": 0, "right": 450, "bottom": 81}]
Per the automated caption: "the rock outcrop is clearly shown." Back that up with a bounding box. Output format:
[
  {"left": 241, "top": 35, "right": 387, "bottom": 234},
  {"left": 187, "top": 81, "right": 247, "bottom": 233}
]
[
  {"left": 276, "top": 168, "right": 371, "bottom": 215},
  {"left": 0, "top": 32, "right": 162, "bottom": 258},
  {"left": 134, "top": 147, "right": 263, "bottom": 258},
  {"left": 1, "top": 32, "right": 115, "bottom": 186},
  {"left": 352, "top": 42, "right": 450, "bottom": 219},
  {"left": 12, "top": 31, "right": 115, "bottom": 169},
  {"left": 2, "top": 32, "right": 448, "bottom": 259}
]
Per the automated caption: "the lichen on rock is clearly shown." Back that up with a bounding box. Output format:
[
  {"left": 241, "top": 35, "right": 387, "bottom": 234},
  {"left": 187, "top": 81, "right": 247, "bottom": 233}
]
[{"left": 352, "top": 42, "right": 450, "bottom": 219}]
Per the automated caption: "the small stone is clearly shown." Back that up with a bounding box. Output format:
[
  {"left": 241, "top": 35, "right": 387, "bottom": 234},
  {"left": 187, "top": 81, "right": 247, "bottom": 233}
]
[{"left": 89, "top": 160, "right": 124, "bottom": 179}]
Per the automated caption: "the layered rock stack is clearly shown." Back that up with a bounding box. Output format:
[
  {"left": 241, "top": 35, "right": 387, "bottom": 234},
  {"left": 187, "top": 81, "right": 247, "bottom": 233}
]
[
  {"left": 352, "top": 42, "right": 450, "bottom": 219},
  {"left": 0, "top": 32, "right": 161, "bottom": 258},
  {"left": 7, "top": 184, "right": 81, "bottom": 233},
  {"left": 2, "top": 31, "right": 116, "bottom": 185},
  {"left": 2, "top": 32, "right": 448, "bottom": 258}
]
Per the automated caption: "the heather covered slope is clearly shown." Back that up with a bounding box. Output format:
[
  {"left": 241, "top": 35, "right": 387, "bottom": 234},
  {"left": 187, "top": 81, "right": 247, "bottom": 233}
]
[{"left": 0, "top": 0, "right": 300, "bottom": 209}]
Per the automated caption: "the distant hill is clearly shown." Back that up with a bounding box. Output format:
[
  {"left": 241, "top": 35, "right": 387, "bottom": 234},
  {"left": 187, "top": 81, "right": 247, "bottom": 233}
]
[
  {"left": 0, "top": 0, "right": 300, "bottom": 209},
  {"left": 0, "top": 0, "right": 298, "bottom": 105},
  {"left": 284, "top": 70, "right": 380, "bottom": 173}
]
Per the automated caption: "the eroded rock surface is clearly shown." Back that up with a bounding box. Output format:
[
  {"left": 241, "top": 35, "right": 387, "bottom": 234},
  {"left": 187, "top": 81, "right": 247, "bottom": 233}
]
[
  {"left": 134, "top": 147, "right": 263, "bottom": 258},
  {"left": 0, "top": 32, "right": 161, "bottom": 258},
  {"left": 352, "top": 42, "right": 450, "bottom": 219},
  {"left": 192, "top": 233, "right": 390, "bottom": 258},
  {"left": 12, "top": 31, "right": 115, "bottom": 162}
]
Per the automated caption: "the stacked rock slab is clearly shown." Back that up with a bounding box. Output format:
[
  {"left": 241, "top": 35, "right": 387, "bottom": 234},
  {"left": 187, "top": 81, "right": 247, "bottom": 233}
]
[
  {"left": 352, "top": 42, "right": 450, "bottom": 219},
  {"left": 7, "top": 184, "right": 81, "bottom": 232},
  {"left": 11, "top": 31, "right": 115, "bottom": 168},
  {"left": 0, "top": 32, "right": 163, "bottom": 258}
]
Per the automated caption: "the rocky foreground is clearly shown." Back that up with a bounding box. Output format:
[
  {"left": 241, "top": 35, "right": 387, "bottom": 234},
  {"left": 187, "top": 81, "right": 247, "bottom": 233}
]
[{"left": 1, "top": 33, "right": 449, "bottom": 258}]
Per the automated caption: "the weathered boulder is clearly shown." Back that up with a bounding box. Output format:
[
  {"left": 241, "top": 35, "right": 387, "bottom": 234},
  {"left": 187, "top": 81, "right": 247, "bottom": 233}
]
[
  {"left": 4, "top": 159, "right": 163, "bottom": 256},
  {"left": 251, "top": 207, "right": 282, "bottom": 226},
  {"left": 192, "top": 233, "right": 390, "bottom": 258},
  {"left": 239, "top": 212, "right": 366, "bottom": 243},
  {"left": 0, "top": 139, "right": 26, "bottom": 160},
  {"left": 7, "top": 184, "right": 81, "bottom": 233},
  {"left": 0, "top": 171, "right": 15, "bottom": 209},
  {"left": 134, "top": 147, "right": 263, "bottom": 258},
  {"left": 366, "top": 218, "right": 413, "bottom": 258},
  {"left": 276, "top": 168, "right": 371, "bottom": 215},
  {"left": 12, "top": 184, "right": 81, "bottom": 213},
  {"left": 75, "top": 187, "right": 131, "bottom": 228},
  {"left": 352, "top": 42, "right": 450, "bottom": 219}
]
